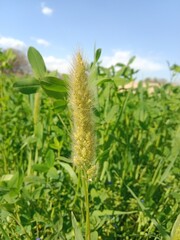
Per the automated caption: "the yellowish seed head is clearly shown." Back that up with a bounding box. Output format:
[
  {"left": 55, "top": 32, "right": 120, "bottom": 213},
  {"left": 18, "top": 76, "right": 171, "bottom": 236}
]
[{"left": 69, "top": 52, "right": 96, "bottom": 172}]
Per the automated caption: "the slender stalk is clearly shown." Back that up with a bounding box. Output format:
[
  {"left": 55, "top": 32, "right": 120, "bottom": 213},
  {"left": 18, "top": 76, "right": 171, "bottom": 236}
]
[
  {"left": 57, "top": 113, "right": 71, "bottom": 136},
  {"left": 33, "top": 91, "right": 41, "bottom": 163},
  {"left": 2, "top": 152, "right": 7, "bottom": 173},
  {"left": 27, "top": 91, "right": 41, "bottom": 175},
  {"left": 33, "top": 91, "right": 41, "bottom": 127},
  {"left": 82, "top": 171, "right": 91, "bottom": 240},
  {"left": 27, "top": 147, "right": 32, "bottom": 176}
]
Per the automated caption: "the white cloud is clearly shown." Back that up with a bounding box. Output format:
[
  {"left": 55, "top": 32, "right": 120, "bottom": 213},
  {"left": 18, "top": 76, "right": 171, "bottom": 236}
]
[
  {"left": 36, "top": 38, "right": 50, "bottom": 47},
  {"left": 44, "top": 56, "right": 70, "bottom": 73},
  {"left": 102, "top": 50, "right": 165, "bottom": 73},
  {"left": 0, "top": 36, "right": 26, "bottom": 51},
  {"left": 102, "top": 50, "right": 131, "bottom": 67},
  {"left": 132, "top": 56, "right": 164, "bottom": 71},
  {"left": 41, "top": 3, "right": 53, "bottom": 16}
]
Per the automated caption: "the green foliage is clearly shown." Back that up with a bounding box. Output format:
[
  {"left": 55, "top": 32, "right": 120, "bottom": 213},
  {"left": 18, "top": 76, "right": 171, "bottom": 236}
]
[
  {"left": 0, "top": 47, "right": 180, "bottom": 239},
  {"left": 41, "top": 76, "right": 68, "bottom": 100},
  {"left": 13, "top": 47, "right": 68, "bottom": 103}
]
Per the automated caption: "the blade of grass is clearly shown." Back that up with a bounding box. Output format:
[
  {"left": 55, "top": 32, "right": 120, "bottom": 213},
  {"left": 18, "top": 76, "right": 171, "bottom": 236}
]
[{"left": 71, "top": 212, "right": 84, "bottom": 240}]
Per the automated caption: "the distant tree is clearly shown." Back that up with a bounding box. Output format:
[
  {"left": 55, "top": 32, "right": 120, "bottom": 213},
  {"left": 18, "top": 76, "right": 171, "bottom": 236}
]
[
  {"left": 8, "top": 49, "right": 31, "bottom": 75},
  {"left": 0, "top": 48, "right": 31, "bottom": 75}
]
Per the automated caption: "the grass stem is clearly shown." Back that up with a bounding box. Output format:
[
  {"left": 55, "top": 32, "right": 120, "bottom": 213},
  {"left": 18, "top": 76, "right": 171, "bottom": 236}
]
[{"left": 82, "top": 171, "right": 91, "bottom": 240}]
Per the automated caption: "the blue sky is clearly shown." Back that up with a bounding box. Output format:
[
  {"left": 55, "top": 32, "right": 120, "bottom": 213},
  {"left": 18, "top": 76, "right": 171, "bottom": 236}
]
[{"left": 0, "top": 0, "right": 180, "bottom": 80}]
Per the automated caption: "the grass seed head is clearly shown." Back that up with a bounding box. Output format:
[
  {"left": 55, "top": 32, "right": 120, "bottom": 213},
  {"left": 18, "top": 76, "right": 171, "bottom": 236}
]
[{"left": 69, "top": 52, "right": 96, "bottom": 175}]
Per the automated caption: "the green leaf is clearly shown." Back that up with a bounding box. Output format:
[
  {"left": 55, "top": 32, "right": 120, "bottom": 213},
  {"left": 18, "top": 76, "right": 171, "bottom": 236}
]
[
  {"left": 95, "top": 48, "right": 102, "bottom": 62},
  {"left": 113, "top": 76, "right": 128, "bottom": 87},
  {"left": 47, "top": 167, "right": 59, "bottom": 179},
  {"left": 24, "top": 176, "right": 45, "bottom": 185},
  {"left": 7, "top": 170, "right": 24, "bottom": 191},
  {"left": 58, "top": 156, "right": 72, "bottom": 163},
  {"left": 4, "top": 189, "right": 19, "bottom": 203},
  {"left": 13, "top": 78, "right": 40, "bottom": 94},
  {"left": 2, "top": 170, "right": 24, "bottom": 203},
  {"left": 97, "top": 78, "right": 113, "bottom": 85},
  {"left": 170, "top": 64, "right": 180, "bottom": 73},
  {"left": 32, "top": 163, "right": 50, "bottom": 173},
  {"left": 33, "top": 149, "right": 55, "bottom": 173},
  {"left": 45, "top": 149, "right": 55, "bottom": 168},
  {"left": 127, "top": 56, "right": 136, "bottom": 65},
  {"left": 41, "top": 76, "right": 67, "bottom": 92},
  {"left": 105, "top": 105, "right": 119, "bottom": 123},
  {"left": 28, "top": 46, "right": 46, "bottom": 79},
  {"left": 100, "top": 161, "right": 109, "bottom": 181},
  {"left": 41, "top": 76, "right": 68, "bottom": 99},
  {"left": 53, "top": 99, "right": 67, "bottom": 111},
  {"left": 71, "top": 212, "right": 84, "bottom": 240},
  {"left": 0, "top": 187, "right": 10, "bottom": 196},
  {"left": 60, "top": 162, "right": 78, "bottom": 184},
  {"left": 90, "top": 231, "right": 98, "bottom": 240}
]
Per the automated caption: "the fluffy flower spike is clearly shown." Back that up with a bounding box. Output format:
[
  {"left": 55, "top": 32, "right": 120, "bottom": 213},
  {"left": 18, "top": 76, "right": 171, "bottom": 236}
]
[{"left": 69, "top": 52, "right": 96, "bottom": 174}]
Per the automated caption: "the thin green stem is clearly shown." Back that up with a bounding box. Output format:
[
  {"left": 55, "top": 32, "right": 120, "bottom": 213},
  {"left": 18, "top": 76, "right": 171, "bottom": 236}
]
[
  {"left": 57, "top": 113, "right": 71, "bottom": 136},
  {"left": 82, "top": 171, "right": 91, "bottom": 240},
  {"left": 33, "top": 91, "right": 41, "bottom": 163},
  {"left": 33, "top": 91, "right": 41, "bottom": 127},
  {"left": 27, "top": 91, "right": 41, "bottom": 175},
  {"left": 34, "top": 146, "right": 39, "bottom": 163},
  {"left": 27, "top": 147, "right": 32, "bottom": 176},
  {"left": 2, "top": 151, "right": 7, "bottom": 173}
]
